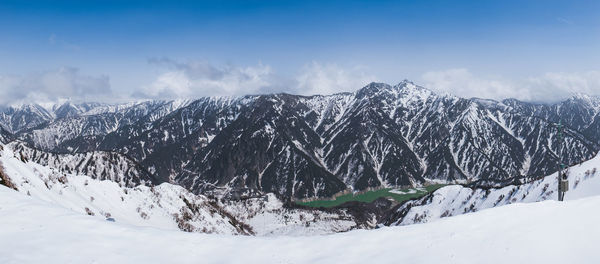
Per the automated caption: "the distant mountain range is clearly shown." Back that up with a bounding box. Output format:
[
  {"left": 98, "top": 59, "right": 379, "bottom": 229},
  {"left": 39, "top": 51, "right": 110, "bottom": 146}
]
[{"left": 2, "top": 80, "right": 599, "bottom": 199}]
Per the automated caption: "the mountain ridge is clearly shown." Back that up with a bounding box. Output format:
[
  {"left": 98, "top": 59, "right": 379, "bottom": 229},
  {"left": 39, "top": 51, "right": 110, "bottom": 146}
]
[{"left": 2, "top": 81, "right": 599, "bottom": 199}]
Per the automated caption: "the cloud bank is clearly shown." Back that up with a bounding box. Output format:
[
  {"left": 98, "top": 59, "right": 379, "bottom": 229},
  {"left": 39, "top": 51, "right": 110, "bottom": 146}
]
[
  {"left": 295, "top": 62, "right": 377, "bottom": 96},
  {"left": 0, "top": 67, "right": 111, "bottom": 106},
  {"left": 136, "top": 58, "right": 279, "bottom": 98},
  {"left": 2, "top": 62, "right": 599, "bottom": 106},
  {"left": 139, "top": 60, "right": 600, "bottom": 103},
  {"left": 135, "top": 59, "right": 376, "bottom": 99},
  {"left": 421, "top": 69, "right": 600, "bottom": 102}
]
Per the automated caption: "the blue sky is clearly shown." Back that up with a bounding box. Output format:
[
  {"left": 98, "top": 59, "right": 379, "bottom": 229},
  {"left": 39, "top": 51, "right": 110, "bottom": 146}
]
[{"left": 1, "top": 0, "right": 599, "bottom": 104}]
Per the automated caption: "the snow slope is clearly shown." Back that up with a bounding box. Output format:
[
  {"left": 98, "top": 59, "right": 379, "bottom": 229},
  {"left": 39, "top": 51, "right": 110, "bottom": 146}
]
[
  {"left": 383, "top": 152, "right": 600, "bottom": 226},
  {"left": 1, "top": 183, "right": 599, "bottom": 263},
  {"left": 0, "top": 142, "right": 358, "bottom": 236},
  {"left": 0, "top": 143, "right": 248, "bottom": 234}
]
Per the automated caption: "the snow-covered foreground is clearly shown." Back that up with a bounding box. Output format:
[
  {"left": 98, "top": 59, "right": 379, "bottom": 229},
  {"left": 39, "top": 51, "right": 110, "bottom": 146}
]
[
  {"left": 384, "top": 153, "right": 600, "bottom": 226},
  {"left": 1, "top": 184, "right": 599, "bottom": 264},
  {"left": 0, "top": 142, "right": 359, "bottom": 236}
]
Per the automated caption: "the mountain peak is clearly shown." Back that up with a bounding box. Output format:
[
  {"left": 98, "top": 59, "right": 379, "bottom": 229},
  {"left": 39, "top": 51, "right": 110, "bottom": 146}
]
[
  {"left": 2, "top": 103, "right": 52, "bottom": 117},
  {"left": 355, "top": 80, "right": 438, "bottom": 101},
  {"left": 570, "top": 93, "right": 600, "bottom": 104},
  {"left": 54, "top": 102, "right": 83, "bottom": 119},
  {"left": 394, "top": 79, "right": 421, "bottom": 91},
  {"left": 392, "top": 80, "right": 438, "bottom": 101},
  {"left": 397, "top": 79, "right": 415, "bottom": 86},
  {"left": 355, "top": 82, "right": 393, "bottom": 98}
]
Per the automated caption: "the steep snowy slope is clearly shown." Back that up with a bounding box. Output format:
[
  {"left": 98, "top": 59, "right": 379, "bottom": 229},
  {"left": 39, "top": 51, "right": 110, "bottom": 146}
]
[
  {"left": 1, "top": 182, "right": 599, "bottom": 263},
  {"left": 102, "top": 96, "right": 256, "bottom": 183},
  {"left": 0, "top": 104, "right": 53, "bottom": 133},
  {"left": 11, "top": 141, "right": 157, "bottom": 187},
  {"left": 0, "top": 142, "right": 250, "bottom": 234},
  {"left": 381, "top": 152, "right": 600, "bottom": 226},
  {"left": 0, "top": 127, "right": 11, "bottom": 143},
  {"left": 19, "top": 100, "right": 193, "bottom": 151},
  {"left": 0, "top": 142, "right": 360, "bottom": 235},
  {"left": 178, "top": 94, "right": 349, "bottom": 199}
]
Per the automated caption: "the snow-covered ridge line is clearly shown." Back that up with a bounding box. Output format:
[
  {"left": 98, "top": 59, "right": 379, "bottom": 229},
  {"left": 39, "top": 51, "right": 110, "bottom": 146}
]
[
  {"left": 381, "top": 152, "right": 600, "bottom": 226},
  {"left": 0, "top": 142, "right": 249, "bottom": 235},
  {"left": 0, "top": 142, "right": 362, "bottom": 236},
  {"left": 10, "top": 141, "right": 156, "bottom": 188}
]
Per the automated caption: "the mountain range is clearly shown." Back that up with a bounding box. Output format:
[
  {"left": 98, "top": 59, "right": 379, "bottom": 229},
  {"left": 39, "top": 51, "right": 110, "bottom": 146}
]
[{"left": 2, "top": 80, "right": 599, "bottom": 200}]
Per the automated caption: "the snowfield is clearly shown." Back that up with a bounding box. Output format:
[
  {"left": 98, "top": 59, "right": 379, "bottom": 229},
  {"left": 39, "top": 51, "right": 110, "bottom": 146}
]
[{"left": 1, "top": 184, "right": 600, "bottom": 263}]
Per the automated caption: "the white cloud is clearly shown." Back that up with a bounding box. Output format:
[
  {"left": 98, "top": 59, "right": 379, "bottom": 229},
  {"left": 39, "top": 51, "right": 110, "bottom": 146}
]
[
  {"left": 4, "top": 63, "right": 598, "bottom": 106},
  {"left": 421, "top": 69, "right": 521, "bottom": 100},
  {"left": 526, "top": 71, "right": 600, "bottom": 101},
  {"left": 137, "top": 59, "right": 278, "bottom": 98},
  {"left": 138, "top": 59, "right": 377, "bottom": 99},
  {"left": 421, "top": 68, "right": 600, "bottom": 102},
  {"left": 0, "top": 67, "right": 111, "bottom": 106},
  {"left": 294, "top": 62, "right": 377, "bottom": 96},
  {"left": 0, "top": 60, "right": 378, "bottom": 106}
]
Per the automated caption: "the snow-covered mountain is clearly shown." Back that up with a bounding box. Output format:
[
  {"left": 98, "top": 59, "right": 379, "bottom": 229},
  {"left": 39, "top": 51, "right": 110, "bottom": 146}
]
[
  {"left": 11, "top": 142, "right": 157, "bottom": 187},
  {"left": 2, "top": 81, "right": 599, "bottom": 200},
  {"left": 1, "top": 108, "right": 600, "bottom": 238},
  {"left": 380, "top": 150, "right": 600, "bottom": 226},
  {"left": 0, "top": 141, "right": 367, "bottom": 235},
  {"left": 2, "top": 173, "right": 599, "bottom": 263}
]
